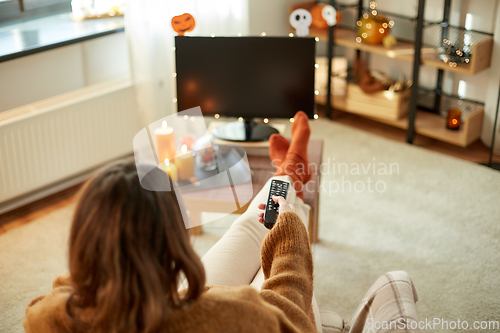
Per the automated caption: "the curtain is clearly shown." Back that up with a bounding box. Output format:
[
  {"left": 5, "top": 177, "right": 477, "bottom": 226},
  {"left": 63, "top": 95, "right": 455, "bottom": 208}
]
[{"left": 125, "top": 0, "right": 249, "bottom": 127}]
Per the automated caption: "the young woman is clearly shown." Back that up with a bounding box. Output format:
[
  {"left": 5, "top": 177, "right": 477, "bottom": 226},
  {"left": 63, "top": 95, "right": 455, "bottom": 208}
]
[{"left": 23, "top": 112, "right": 319, "bottom": 333}]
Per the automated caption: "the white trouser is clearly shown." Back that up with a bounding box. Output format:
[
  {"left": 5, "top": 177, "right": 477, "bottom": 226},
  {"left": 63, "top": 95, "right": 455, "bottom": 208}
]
[{"left": 198, "top": 175, "right": 322, "bottom": 332}]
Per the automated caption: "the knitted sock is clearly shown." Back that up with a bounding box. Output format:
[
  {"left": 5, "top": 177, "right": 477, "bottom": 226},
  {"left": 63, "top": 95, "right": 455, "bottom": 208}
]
[
  {"left": 269, "top": 134, "right": 290, "bottom": 167},
  {"left": 273, "top": 111, "right": 311, "bottom": 200}
]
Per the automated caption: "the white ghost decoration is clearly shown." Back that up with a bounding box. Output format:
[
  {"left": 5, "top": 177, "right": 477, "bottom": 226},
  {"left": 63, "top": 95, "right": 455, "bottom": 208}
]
[
  {"left": 322, "top": 5, "right": 337, "bottom": 27},
  {"left": 289, "top": 9, "right": 312, "bottom": 37}
]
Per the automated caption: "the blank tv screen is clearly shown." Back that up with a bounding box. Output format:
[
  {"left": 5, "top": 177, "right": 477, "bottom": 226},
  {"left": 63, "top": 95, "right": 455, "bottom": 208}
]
[{"left": 175, "top": 36, "right": 315, "bottom": 119}]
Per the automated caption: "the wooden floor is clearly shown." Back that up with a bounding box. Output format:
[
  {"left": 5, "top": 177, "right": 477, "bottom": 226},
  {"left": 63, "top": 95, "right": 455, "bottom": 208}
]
[
  {"left": 0, "top": 112, "right": 498, "bottom": 235},
  {"left": 0, "top": 184, "right": 82, "bottom": 235}
]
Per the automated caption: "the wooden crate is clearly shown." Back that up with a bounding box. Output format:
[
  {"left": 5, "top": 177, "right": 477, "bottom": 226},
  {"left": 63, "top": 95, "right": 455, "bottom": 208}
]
[{"left": 345, "top": 84, "right": 410, "bottom": 121}]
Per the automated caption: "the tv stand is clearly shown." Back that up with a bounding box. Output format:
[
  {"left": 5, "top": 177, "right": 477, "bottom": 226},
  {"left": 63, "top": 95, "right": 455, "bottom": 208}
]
[{"left": 212, "top": 118, "right": 279, "bottom": 142}]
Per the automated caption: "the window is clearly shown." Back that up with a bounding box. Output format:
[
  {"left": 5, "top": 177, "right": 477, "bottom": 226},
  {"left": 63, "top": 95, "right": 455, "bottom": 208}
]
[{"left": 0, "top": 0, "right": 70, "bottom": 24}]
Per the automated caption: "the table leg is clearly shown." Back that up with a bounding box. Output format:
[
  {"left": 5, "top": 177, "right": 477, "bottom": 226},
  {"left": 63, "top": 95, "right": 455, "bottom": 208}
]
[{"left": 308, "top": 207, "right": 319, "bottom": 244}]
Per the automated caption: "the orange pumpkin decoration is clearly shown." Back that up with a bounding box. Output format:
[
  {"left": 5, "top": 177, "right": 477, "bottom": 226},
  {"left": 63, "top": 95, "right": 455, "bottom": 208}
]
[
  {"left": 310, "top": 4, "right": 341, "bottom": 30},
  {"left": 172, "top": 13, "right": 195, "bottom": 36}
]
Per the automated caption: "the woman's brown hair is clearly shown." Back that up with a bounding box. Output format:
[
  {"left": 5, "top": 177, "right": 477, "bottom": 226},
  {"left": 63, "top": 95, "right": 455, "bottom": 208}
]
[{"left": 66, "top": 158, "right": 205, "bottom": 333}]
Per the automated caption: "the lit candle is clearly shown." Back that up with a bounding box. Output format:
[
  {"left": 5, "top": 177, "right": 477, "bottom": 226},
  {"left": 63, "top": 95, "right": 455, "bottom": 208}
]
[
  {"left": 175, "top": 144, "right": 195, "bottom": 181},
  {"left": 159, "top": 158, "right": 178, "bottom": 182},
  {"left": 155, "top": 121, "right": 176, "bottom": 163},
  {"left": 446, "top": 108, "right": 461, "bottom": 130}
]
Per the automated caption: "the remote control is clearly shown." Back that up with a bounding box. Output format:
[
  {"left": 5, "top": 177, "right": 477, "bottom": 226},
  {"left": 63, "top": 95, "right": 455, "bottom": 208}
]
[{"left": 263, "top": 180, "right": 290, "bottom": 229}]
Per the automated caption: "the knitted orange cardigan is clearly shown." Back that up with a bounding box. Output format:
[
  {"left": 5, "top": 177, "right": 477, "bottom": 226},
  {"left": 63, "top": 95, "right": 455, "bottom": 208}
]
[{"left": 23, "top": 211, "right": 316, "bottom": 333}]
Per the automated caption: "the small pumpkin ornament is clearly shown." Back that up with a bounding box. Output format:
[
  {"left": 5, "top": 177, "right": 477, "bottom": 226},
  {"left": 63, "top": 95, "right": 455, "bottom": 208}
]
[
  {"left": 172, "top": 13, "right": 196, "bottom": 36},
  {"left": 310, "top": 3, "right": 341, "bottom": 30},
  {"left": 357, "top": 13, "right": 390, "bottom": 45}
]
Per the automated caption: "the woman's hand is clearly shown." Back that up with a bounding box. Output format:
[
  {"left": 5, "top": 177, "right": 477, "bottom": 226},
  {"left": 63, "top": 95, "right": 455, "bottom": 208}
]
[{"left": 257, "top": 195, "right": 295, "bottom": 224}]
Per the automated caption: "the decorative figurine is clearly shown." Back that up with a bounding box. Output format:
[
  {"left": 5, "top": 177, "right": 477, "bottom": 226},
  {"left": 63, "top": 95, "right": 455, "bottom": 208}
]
[
  {"left": 321, "top": 5, "right": 338, "bottom": 27},
  {"left": 289, "top": 9, "right": 312, "bottom": 37},
  {"left": 172, "top": 13, "right": 196, "bottom": 36}
]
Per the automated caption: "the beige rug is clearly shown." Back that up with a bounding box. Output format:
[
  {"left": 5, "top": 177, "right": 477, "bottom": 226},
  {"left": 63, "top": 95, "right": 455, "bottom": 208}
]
[{"left": 1, "top": 119, "right": 500, "bottom": 333}]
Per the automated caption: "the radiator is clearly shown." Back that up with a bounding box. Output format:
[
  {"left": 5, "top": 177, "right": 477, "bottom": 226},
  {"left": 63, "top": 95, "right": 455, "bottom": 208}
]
[{"left": 0, "top": 77, "right": 140, "bottom": 210}]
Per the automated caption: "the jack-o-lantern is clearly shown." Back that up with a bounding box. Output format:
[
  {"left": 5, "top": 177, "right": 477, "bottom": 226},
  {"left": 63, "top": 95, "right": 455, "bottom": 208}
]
[
  {"left": 172, "top": 13, "right": 195, "bottom": 36},
  {"left": 357, "top": 13, "right": 391, "bottom": 45},
  {"left": 310, "top": 3, "right": 341, "bottom": 30}
]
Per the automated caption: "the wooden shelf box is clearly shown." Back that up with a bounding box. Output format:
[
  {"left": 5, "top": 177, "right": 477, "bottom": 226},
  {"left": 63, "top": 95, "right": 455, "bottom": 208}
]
[{"left": 345, "top": 84, "right": 410, "bottom": 121}]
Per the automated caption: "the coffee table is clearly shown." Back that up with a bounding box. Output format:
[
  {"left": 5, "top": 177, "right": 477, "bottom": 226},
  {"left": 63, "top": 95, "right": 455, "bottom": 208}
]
[{"left": 183, "top": 139, "right": 323, "bottom": 243}]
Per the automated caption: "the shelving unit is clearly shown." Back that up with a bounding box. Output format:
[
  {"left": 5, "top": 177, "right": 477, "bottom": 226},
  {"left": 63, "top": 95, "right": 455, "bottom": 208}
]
[{"left": 292, "top": 0, "right": 494, "bottom": 147}]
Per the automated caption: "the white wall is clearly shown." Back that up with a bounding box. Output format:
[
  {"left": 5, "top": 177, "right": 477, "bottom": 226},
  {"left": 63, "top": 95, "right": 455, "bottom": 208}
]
[
  {"left": 248, "top": 0, "right": 305, "bottom": 36},
  {"left": 0, "top": 32, "right": 130, "bottom": 113}
]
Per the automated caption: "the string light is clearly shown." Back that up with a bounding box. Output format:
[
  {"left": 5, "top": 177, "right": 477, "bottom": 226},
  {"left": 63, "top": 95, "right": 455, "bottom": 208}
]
[
  {"left": 172, "top": 47, "right": 176, "bottom": 51},
  {"left": 314, "top": 90, "right": 319, "bottom": 95},
  {"left": 372, "top": 10, "right": 377, "bottom": 15},
  {"left": 173, "top": 98, "right": 177, "bottom": 103},
  {"left": 183, "top": 115, "right": 189, "bottom": 120},
  {"left": 172, "top": 73, "right": 177, "bottom": 77},
  {"left": 314, "top": 114, "right": 319, "bottom": 119},
  {"left": 237, "top": 33, "right": 242, "bottom": 36},
  {"left": 356, "top": 21, "right": 362, "bottom": 26},
  {"left": 238, "top": 117, "right": 243, "bottom": 122},
  {"left": 261, "top": 32, "right": 267, "bottom": 36},
  {"left": 289, "top": 33, "right": 294, "bottom": 37},
  {"left": 315, "top": 37, "right": 320, "bottom": 42},
  {"left": 211, "top": 34, "right": 215, "bottom": 38},
  {"left": 382, "top": 23, "right": 388, "bottom": 28},
  {"left": 315, "top": 63, "right": 319, "bottom": 68},
  {"left": 363, "top": 13, "right": 368, "bottom": 19},
  {"left": 379, "top": 28, "right": 385, "bottom": 33},
  {"left": 441, "top": 39, "right": 471, "bottom": 67},
  {"left": 366, "top": 23, "right": 372, "bottom": 29},
  {"left": 356, "top": 37, "right": 362, "bottom": 43},
  {"left": 214, "top": 114, "right": 220, "bottom": 119},
  {"left": 289, "top": 118, "right": 295, "bottom": 123},
  {"left": 190, "top": 117, "right": 195, "bottom": 121},
  {"left": 361, "top": 33, "right": 368, "bottom": 38},
  {"left": 263, "top": 118, "right": 269, "bottom": 123}
]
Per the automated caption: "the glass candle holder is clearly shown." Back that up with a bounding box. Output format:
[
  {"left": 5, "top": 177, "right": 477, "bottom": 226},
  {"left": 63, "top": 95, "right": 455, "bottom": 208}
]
[
  {"left": 446, "top": 108, "right": 462, "bottom": 130},
  {"left": 192, "top": 135, "right": 217, "bottom": 171}
]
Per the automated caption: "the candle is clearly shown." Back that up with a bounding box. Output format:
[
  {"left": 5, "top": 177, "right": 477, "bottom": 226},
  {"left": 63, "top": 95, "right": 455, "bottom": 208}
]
[
  {"left": 159, "top": 158, "right": 178, "bottom": 182},
  {"left": 175, "top": 144, "right": 195, "bottom": 180},
  {"left": 446, "top": 108, "right": 461, "bottom": 130},
  {"left": 155, "top": 121, "right": 176, "bottom": 163}
]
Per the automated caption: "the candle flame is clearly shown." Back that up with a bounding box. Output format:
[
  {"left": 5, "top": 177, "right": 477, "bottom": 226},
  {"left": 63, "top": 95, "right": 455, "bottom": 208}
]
[
  {"left": 165, "top": 158, "right": 169, "bottom": 166},
  {"left": 181, "top": 144, "right": 187, "bottom": 153},
  {"left": 162, "top": 121, "right": 167, "bottom": 129}
]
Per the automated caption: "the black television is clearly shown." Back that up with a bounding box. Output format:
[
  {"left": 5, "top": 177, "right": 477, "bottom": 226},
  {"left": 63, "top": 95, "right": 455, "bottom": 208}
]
[{"left": 175, "top": 36, "right": 316, "bottom": 141}]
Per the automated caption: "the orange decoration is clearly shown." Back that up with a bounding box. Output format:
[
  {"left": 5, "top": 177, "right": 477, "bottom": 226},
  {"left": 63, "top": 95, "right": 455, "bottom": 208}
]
[
  {"left": 172, "top": 13, "right": 195, "bottom": 36},
  {"left": 310, "top": 3, "right": 341, "bottom": 30},
  {"left": 357, "top": 14, "right": 389, "bottom": 45}
]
